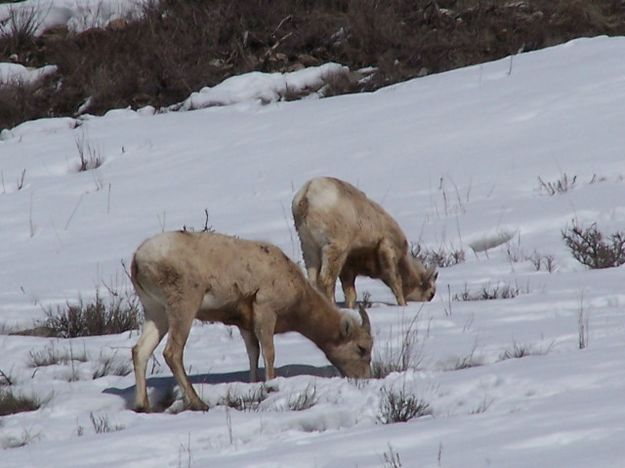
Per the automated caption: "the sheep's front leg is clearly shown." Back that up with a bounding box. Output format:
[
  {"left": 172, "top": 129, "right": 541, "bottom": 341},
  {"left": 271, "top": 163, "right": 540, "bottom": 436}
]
[{"left": 378, "top": 239, "right": 406, "bottom": 306}]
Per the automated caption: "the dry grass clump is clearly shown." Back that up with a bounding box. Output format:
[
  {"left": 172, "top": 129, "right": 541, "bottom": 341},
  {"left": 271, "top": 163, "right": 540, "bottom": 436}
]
[
  {"left": 377, "top": 386, "right": 431, "bottom": 424},
  {"left": 411, "top": 243, "right": 465, "bottom": 268},
  {"left": 372, "top": 313, "right": 423, "bottom": 379},
  {"left": 453, "top": 282, "right": 524, "bottom": 301},
  {"left": 42, "top": 289, "right": 141, "bottom": 338},
  {"left": 0, "top": 388, "right": 40, "bottom": 416}
]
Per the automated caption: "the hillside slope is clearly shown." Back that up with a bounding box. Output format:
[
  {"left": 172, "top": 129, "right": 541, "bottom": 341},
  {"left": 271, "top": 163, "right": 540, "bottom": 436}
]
[{"left": 0, "top": 36, "right": 625, "bottom": 467}]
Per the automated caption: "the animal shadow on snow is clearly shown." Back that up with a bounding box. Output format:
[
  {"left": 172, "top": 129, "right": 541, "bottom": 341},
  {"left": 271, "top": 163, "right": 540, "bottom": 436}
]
[{"left": 104, "top": 364, "right": 338, "bottom": 409}]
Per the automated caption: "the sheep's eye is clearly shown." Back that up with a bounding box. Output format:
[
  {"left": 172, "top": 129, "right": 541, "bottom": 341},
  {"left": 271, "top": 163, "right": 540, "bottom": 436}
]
[{"left": 358, "top": 345, "right": 368, "bottom": 356}]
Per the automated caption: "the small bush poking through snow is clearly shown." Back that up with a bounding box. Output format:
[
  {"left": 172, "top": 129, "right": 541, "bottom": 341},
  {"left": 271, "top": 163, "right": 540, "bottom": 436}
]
[
  {"left": 27, "top": 342, "right": 88, "bottom": 367},
  {"left": 92, "top": 353, "right": 132, "bottom": 379},
  {"left": 287, "top": 384, "right": 318, "bottom": 411},
  {"left": 372, "top": 314, "right": 423, "bottom": 379},
  {"left": 528, "top": 251, "right": 557, "bottom": 272},
  {"left": 42, "top": 290, "right": 141, "bottom": 338},
  {"left": 74, "top": 133, "right": 103, "bottom": 172},
  {"left": 89, "top": 412, "right": 124, "bottom": 434},
  {"left": 537, "top": 173, "right": 577, "bottom": 195},
  {"left": 450, "top": 345, "right": 483, "bottom": 371},
  {"left": 382, "top": 444, "right": 403, "bottom": 468},
  {"left": 377, "top": 386, "right": 431, "bottom": 424},
  {"left": 411, "top": 243, "right": 465, "bottom": 268},
  {"left": 562, "top": 221, "right": 625, "bottom": 269},
  {"left": 469, "top": 396, "right": 494, "bottom": 415},
  {"left": 0, "top": 388, "right": 40, "bottom": 416},
  {"left": 221, "top": 385, "right": 268, "bottom": 412},
  {"left": 453, "top": 282, "right": 522, "bottom": 301},
  {"left": 499, "top": 342, "right": 552, "bottom": 361}
]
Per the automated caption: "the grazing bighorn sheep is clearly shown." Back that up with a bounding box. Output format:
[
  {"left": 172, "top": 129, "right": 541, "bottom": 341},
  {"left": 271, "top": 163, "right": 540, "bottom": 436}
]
[
  {"left": 130, "top": 230, "right": 373, "bottom": 412},
  {"left": 292, "top": 177, "right": 437, "bottom": 308}
]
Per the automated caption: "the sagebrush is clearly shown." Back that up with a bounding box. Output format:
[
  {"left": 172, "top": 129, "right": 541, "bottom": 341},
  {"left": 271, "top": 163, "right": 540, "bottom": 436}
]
[
  {"left": 378, "top": 386, "right": 431, "bottom": 424},
  {"left": 42, "top": 289, "right": 141, "bottom": 338},
  {"left": 562, "top": 221, "right": 625, "bottom": 269}
]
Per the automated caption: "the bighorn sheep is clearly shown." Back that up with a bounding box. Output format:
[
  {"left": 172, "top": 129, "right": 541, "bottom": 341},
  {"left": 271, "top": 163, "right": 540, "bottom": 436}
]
[
  {"left": 292, "top": 177, "right": 437, "bottom": 308},
  {"left": 130, "top": 230, "right": 373, "bottom": 412}
]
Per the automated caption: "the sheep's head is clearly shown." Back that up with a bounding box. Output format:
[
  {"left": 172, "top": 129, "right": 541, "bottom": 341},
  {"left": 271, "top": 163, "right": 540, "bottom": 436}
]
[
  {"left": 404, "top": 257, "right": 438, "bottom": 302},
  {"left": 325, "top": 306, "right": 373, "bottom": 378}
]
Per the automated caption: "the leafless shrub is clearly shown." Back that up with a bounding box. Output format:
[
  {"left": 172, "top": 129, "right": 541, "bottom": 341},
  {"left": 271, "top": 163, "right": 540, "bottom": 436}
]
[
  {"left": 528, "top": 251, "right": 556, "bottom": 272},
  {"left": 287, "top": 384, "right": 318, "bottom": 411},
  {"left": 382, "top": 443, "right": 402, "bottom": 468},
  {"left": 92, "top": 353, "right": 132, "bottom": 379},
  {"left": 42, "top": 289, "right": 141, "bottom": 338},
  {"left": 0, "top": 5, "right": 40, "bottom": 54},
  {"left": 453, "top": 282, "right": 524, "bottom": 301},
  {"left": 537, "top": 173, "right": 577, "bottom": 195},
  {"left": 562, "top": 221, "right": 625, "bottom": 269},
  {"left": 0, "top": 388, "right": 40, "bottom": 416},
  {"left": 372, "top": 312, "right": 423, "bottom": 379},
  {"left": 221, "top": 385, "right": 268, "bottom": 412},
  {"left": 377, "top": 386, "right": 431, "bottom": 424},
  {"left": 411, "top": 243, "right": 465, "bottom": 268},
  {"left": 450, "top": 343, "right": 482, "bottom": 370},
  {"left": 89, "top": 412, "right": 124, "bottom": 433},
  {"left": 28, "top": 342, "right": 88, "bottom": 367}
]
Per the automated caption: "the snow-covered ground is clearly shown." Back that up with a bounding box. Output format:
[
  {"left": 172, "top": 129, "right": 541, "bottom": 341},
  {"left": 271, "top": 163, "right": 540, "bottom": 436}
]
[
  {"left": 1, "top": 36, "right": 625, "bottom": 467},
  {"left": 0, "top": 63, "right": 57, "bottom": 86}
]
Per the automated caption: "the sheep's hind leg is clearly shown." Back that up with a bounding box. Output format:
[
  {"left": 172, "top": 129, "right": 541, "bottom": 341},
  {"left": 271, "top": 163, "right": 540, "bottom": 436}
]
[{"left": 162, "top": 296, "right": 208, "bottom": 411}]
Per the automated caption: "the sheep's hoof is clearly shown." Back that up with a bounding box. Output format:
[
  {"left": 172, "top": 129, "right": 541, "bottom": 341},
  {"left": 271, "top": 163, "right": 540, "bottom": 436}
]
[{"left": 134, "top": 404, "right": 150, "bottom": 413}]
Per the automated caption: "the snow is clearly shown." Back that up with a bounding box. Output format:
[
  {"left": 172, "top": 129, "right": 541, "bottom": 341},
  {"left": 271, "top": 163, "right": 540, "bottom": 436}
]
[
  {"left": 175, "top": 63, "right": 351, "bottom": 111},
  {"left": 1, "top": 35, "right": 625, "bottom": 467},
  {"left": 0, "top": 63, "right": 57, "bottom": 86}
]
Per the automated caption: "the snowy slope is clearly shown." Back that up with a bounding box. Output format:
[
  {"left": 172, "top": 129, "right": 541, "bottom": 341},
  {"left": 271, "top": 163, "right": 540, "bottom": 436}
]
[{"left": 1, "top": 36, "right": 625, "bottom": 467}]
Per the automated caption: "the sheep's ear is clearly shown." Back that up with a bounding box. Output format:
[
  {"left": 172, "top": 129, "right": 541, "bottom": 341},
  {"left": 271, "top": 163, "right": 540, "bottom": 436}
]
[{"left": 340, "top": 315, "right": 355, "bottom": 338}]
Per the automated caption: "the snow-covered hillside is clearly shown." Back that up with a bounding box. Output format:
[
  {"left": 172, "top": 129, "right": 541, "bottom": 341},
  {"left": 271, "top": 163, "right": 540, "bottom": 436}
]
[{"left": 1, "top": 36, "right": 625, "bottom": 467}]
